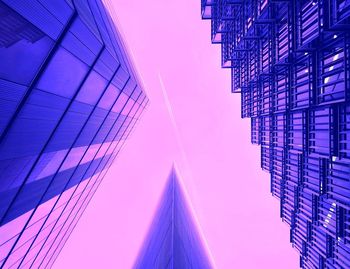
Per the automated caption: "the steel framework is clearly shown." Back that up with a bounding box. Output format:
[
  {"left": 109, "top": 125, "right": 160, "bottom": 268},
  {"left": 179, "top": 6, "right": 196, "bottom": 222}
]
[{"left": 201, "top": 0, "right": 350, "bottom": 268}]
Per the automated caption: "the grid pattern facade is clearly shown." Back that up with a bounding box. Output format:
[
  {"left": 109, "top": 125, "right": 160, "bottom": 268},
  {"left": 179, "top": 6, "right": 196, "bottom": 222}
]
[
  {"left": 133, "top": 168, "right": 212, "bottom": 269},
  {"left": 201, "top": 0, "right": 350, "bottom": 268},
  {"left": 0, "top": 0, "right": 148, "bottom": 268}
]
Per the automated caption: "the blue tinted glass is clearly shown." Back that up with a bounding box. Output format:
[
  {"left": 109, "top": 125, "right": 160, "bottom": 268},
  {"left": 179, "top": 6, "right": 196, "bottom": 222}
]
[
  {"left": 36, "top": 47, "right": 88, "bottom": 98},
  {"left": 0, "top": 35, "right": 53, "bottom": 85},
  {"left": 75, "top": 70, "right": 107, "bottom": 106}
]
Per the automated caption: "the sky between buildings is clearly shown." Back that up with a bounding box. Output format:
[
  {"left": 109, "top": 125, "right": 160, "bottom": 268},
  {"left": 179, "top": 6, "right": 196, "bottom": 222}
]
[{"left": 54, "top": 0, "right": 300, "bottom": 268}]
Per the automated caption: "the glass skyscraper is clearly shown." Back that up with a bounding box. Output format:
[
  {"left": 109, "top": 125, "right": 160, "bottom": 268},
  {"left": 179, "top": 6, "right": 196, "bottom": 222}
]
[
  {"left": 201, "top": 0, "right": 350, "bottom": 268},
  {"left": 0, "top": 0, "right": 148, "bottom": 268},
  {"left": 133, "top": 167, "right": 213, "bottom": 269}
]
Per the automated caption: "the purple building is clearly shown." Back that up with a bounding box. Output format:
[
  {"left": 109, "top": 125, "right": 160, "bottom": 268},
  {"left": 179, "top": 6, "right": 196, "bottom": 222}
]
[
  {"left": 134, "top": 167, "right": 213, "bottom": 269},
  {"left": 0, "top": 0, "right": 148, "bottom": 268},
  {"left": 201, "top": 0, "right": 350, "bottom": 268}
]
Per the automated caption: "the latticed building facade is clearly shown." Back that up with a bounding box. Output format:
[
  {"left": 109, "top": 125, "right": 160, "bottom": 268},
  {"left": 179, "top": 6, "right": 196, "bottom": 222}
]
[{"left": 201, "top": 1, "right": 350, "bottom": 268}]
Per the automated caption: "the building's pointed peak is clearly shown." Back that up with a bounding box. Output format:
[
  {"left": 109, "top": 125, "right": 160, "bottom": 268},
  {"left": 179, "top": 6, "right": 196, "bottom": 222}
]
[
  {"left": 133, "top": 166, "right": 214, "bottom": 269},
  {"left": 170, "top": 162, "right": 178, "bottom": 178}
]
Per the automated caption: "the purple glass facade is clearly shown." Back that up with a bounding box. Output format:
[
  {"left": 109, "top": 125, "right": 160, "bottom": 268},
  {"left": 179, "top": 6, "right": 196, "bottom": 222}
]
[
  {"left": 201, "top": 0, "right": 350, "bottom": 268},
  {"left": 133, "top": 167, "right": 213, "bottom": 269},
  {"left": 0, "top": 0, "right": 148, "bottom": 268}
]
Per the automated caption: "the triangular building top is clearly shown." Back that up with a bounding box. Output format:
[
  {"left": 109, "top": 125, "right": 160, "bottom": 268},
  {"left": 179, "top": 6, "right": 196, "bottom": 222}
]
[{"left": 133, "top": 167, "right": 213, "bottom": 269}]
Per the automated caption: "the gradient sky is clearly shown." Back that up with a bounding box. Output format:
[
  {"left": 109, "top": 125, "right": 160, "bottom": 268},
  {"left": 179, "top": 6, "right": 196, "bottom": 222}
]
[{"left": 54, "top": 0, "right": 300, "bottom": 268}]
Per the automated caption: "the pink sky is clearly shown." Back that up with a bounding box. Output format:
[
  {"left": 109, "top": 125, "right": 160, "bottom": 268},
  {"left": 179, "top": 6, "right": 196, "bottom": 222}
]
[{"left": 54, "top": 0, "right": 300, "bottom": 268}]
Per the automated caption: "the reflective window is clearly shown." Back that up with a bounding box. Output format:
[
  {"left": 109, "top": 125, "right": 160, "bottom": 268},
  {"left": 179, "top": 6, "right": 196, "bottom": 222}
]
[
  {"left": 75, "top": 70, "right": 107, "bottom": 106},
  {"left": 36, "top": 47, "right": 88, "bottom": 99}
]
